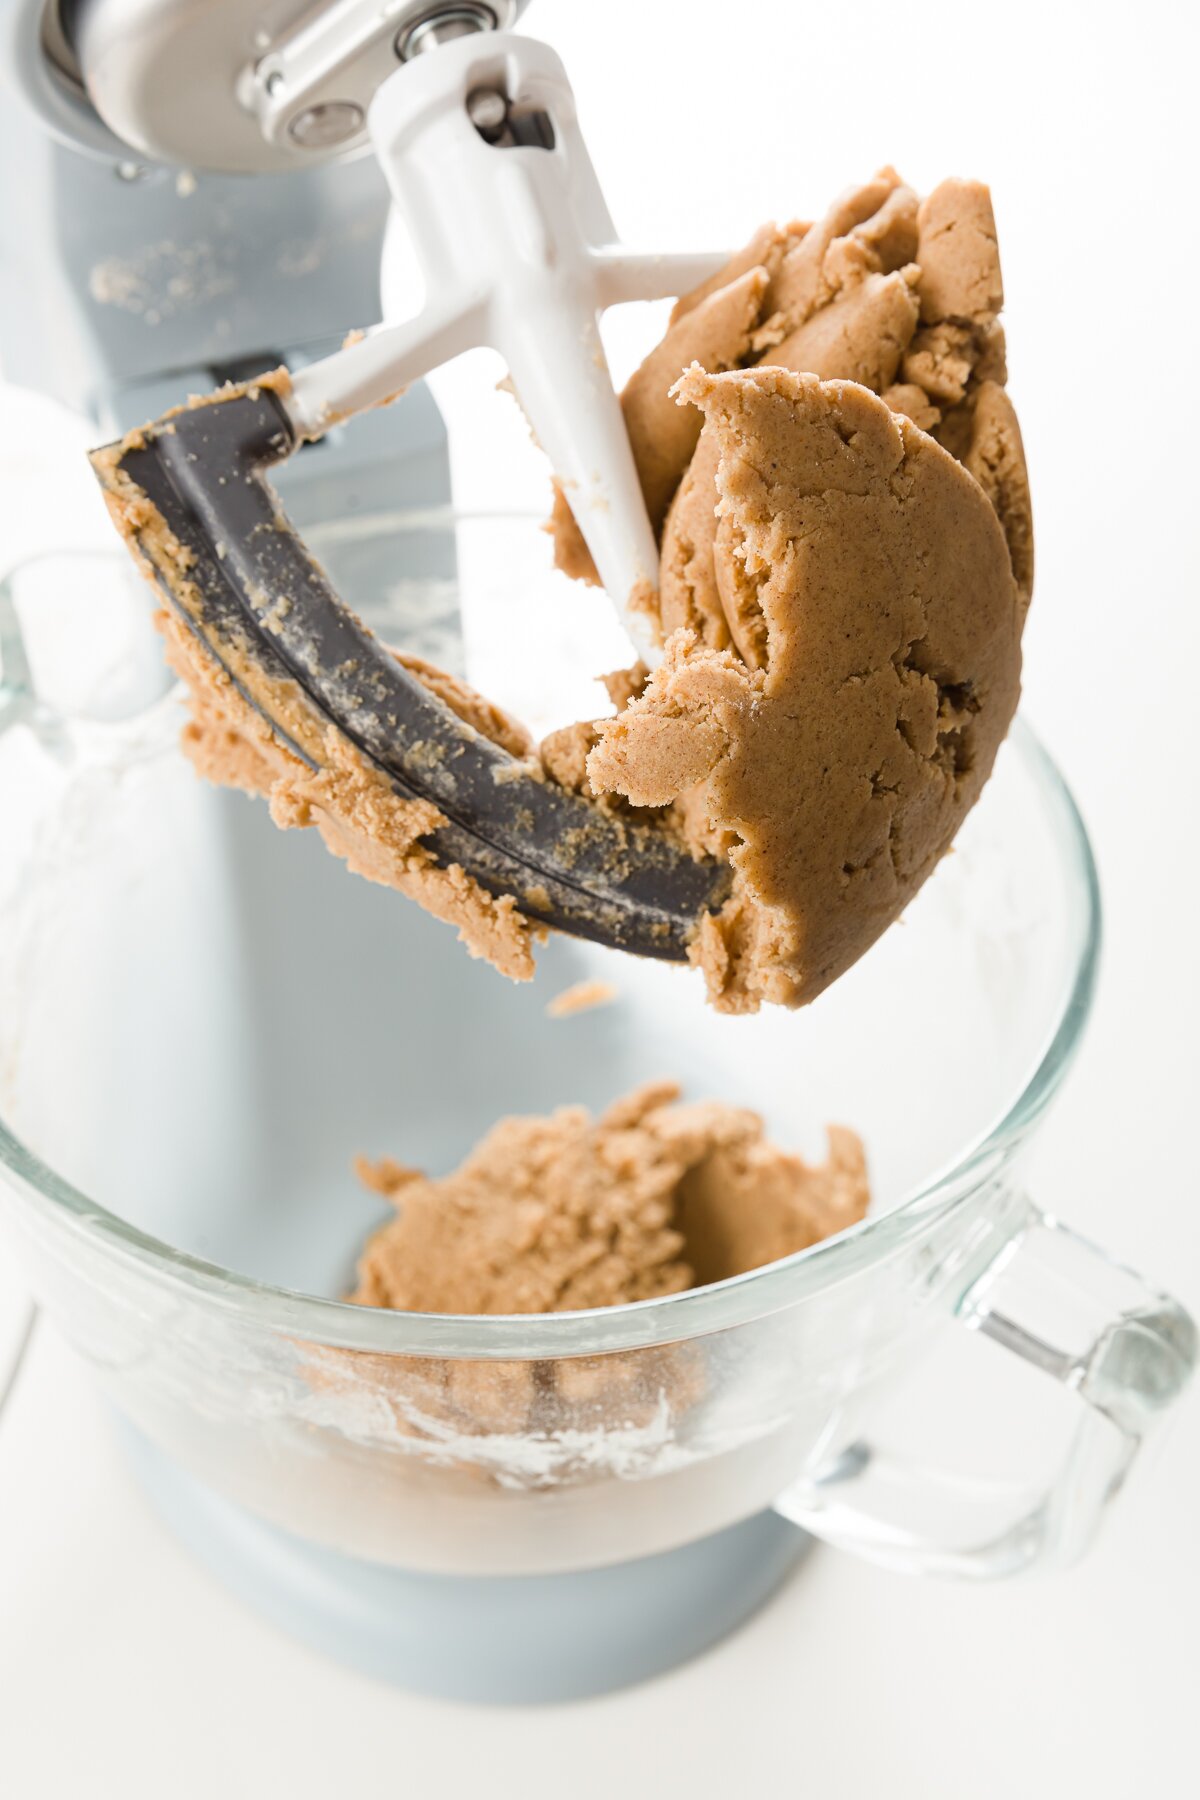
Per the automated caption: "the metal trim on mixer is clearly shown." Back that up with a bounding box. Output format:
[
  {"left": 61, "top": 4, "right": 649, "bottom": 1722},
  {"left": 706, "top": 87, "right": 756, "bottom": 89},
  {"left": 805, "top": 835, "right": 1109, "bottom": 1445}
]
[{"left": 30, "top": 0, "right": 525, "bottom": 171}]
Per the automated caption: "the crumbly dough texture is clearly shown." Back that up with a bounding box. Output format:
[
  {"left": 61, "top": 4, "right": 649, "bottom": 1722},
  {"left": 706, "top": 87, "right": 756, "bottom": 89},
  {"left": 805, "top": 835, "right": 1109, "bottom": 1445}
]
[
  {"left": 552, "top": 170, "right": 1031, "bottom": 648},
  {"left": 352, "top": 1080, "right": 869, "bottom": 1313}
]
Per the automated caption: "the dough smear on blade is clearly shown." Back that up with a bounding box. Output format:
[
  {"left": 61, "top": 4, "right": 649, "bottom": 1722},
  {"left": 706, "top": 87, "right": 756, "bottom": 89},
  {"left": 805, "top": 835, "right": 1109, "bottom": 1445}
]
[
  {"left": 586, "top": 367, "right": 1023, "bottom": 1011},
  {"left": 352, "top": 1080, "right": 869, "bottom": 1313},
  {"left": 160, "top": 595, "right": 544, "bottom": 981}
]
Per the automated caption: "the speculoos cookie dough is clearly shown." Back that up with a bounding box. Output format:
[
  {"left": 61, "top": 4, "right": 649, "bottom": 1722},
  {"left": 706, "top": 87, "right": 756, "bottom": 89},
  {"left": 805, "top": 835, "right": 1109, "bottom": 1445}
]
[{"left": 351, "top": 1080, "right": 869, "bottom": 1313}]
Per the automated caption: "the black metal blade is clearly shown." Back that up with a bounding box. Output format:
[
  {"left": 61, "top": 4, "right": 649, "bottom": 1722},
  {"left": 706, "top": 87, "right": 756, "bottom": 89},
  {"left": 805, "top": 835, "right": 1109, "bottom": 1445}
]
[{"left": 93, "top": 385, "right": 729, "bottom": 959}]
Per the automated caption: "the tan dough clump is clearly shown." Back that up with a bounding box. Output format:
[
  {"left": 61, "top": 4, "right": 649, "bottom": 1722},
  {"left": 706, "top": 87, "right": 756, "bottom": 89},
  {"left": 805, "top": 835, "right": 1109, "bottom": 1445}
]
[
  {"left": 352, "top": 1080, "right": 869, "bottom": 1313},
  {"left": 587, "top": 367, "right": 1023, "bottom": 1011},
  {"left": 553, "top": 170, "right": 1031, "bottom": 652}
]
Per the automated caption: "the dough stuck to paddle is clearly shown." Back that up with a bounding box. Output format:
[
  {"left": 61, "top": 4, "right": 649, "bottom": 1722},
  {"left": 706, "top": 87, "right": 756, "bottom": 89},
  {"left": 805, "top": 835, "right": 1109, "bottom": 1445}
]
[
  {"left": 587, "top": 366, "right": 1023, "bottom": 1011},
  {"left": 109, "top": 174, "right": 1031, "bottom": 1012}
]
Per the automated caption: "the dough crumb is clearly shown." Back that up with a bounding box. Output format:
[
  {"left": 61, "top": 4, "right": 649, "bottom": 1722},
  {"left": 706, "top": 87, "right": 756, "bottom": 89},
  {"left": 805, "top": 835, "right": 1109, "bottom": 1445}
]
[
  {"left": 351, "top": 1082, "right": 869, "bottom": 1315},
  {"left": 545, "top": 979, "right": 619, "bottom": 1019}
]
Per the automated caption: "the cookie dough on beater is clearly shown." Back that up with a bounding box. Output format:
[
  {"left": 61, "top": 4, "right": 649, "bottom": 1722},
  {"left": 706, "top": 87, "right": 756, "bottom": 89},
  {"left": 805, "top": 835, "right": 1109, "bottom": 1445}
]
[{"left": 94, "top": 169, "right": 1031, "bottom": 1015}]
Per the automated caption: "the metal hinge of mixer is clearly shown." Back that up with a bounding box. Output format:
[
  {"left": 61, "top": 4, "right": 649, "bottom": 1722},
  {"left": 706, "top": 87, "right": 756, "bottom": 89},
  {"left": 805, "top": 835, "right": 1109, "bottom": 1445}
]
[{"left": 61, "top": 0, "right": 525, "bottom": 173}]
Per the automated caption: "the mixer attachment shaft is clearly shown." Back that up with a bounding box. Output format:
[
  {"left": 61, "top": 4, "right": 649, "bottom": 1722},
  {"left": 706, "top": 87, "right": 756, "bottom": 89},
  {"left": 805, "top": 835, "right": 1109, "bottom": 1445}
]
[{"left": 280, "top": 28, "right": 730, "bottom": 664}]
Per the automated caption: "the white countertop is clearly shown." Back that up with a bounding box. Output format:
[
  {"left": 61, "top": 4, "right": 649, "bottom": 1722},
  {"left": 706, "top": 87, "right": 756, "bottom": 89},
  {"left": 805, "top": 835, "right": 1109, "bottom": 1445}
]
[{"left": 1, "top": 0, "right": 1197, "bottom": 1792}]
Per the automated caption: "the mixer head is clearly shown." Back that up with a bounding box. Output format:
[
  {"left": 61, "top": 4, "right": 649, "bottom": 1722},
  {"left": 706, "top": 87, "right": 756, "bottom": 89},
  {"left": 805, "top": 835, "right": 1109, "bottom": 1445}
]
[
  {"left": 82, "top": 8, "right": 737, "bottom": 958},
  {"left": 54, "top": 0, "right": 530, "bottom": 173}
]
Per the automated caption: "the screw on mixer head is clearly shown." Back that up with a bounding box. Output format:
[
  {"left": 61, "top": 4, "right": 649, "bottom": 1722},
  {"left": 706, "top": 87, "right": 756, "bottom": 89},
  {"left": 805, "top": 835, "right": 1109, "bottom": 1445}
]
[
  {"left": 286, "top": 100, "right": 365, "bottom": 149},
  {"left": 398, "top": 4, "right": 499, "bottom": 60}
]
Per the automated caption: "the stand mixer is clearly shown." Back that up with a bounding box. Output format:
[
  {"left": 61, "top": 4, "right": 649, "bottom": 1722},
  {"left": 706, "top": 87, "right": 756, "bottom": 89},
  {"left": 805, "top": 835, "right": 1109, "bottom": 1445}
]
[
  {"left": 1, "top": 0, "right": 1196, "bottom": 1707},
  {"left": 0, "top": 0, "right": 815, "bottom": 1698}
]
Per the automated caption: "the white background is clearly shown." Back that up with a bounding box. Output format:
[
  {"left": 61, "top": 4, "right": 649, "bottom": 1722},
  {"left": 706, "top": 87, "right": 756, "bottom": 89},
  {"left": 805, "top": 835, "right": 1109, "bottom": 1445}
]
[{"left": 1, "top": 0, "right": 1198, "bottom": 1792}]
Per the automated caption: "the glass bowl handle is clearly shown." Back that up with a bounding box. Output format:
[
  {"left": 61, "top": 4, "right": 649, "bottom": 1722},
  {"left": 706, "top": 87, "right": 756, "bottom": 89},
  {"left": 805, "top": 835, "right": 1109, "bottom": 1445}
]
[{"left": 773, "top": 1201, "right": 1197, "bottom": 1577}]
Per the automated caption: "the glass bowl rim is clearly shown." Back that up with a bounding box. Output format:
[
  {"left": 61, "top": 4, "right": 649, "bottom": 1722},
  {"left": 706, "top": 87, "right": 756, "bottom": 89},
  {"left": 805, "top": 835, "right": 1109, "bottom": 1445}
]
[{"left": 0, "top": 540, "right": 1101, "bottom": 1357}]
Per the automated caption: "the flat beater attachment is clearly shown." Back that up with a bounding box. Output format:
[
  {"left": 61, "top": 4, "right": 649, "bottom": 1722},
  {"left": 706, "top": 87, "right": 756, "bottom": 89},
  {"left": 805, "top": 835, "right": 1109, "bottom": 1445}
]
[{"left": 95, "top": 388, "right": 730, "bottom": 959}]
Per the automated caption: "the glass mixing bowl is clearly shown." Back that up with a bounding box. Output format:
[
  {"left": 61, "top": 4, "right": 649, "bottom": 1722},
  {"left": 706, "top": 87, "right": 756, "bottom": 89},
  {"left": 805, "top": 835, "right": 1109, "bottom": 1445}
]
[{"left": 0, "top": 521, "right": 1193, "bottom": 1598}]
